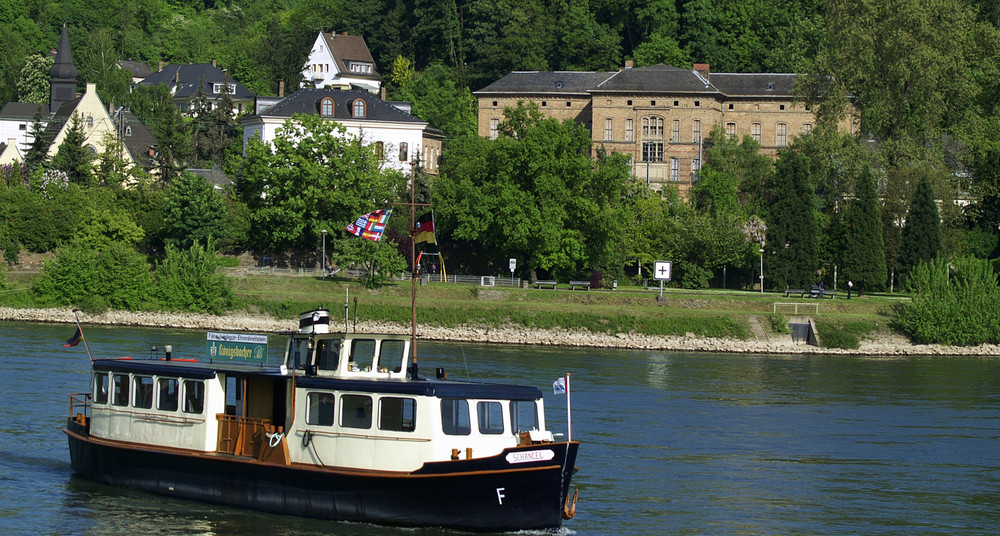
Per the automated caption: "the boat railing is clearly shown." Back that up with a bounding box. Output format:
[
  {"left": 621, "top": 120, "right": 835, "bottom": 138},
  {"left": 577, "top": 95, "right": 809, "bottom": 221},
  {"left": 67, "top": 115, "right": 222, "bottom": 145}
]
[
  {"left": 216, "top": 414, "right": 272, "bottom": 458},
  {"left": 68, "top": 392, "right": 91, "bottom": 426}
]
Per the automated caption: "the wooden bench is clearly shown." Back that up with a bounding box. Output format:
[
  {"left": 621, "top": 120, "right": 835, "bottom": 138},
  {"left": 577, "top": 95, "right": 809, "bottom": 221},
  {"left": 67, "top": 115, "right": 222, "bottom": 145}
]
[
  {"left": 569, "top": 280, "right": 591, "bottom": 291},
  {"left": 785, "top": 288, "right": 807, "bottom": 297},
  {"left": 535, "top": 280, "right": 558, "bottom": 289}
]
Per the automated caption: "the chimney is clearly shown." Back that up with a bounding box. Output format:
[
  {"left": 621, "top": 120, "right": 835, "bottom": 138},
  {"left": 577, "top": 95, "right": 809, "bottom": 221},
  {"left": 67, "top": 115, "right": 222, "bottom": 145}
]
[
  {"left": 624, "top": 60, "right": 633, "bottom": 69},
  {"left": 342, "top": 31, "right": 348, "bottom": 36},
  {"left": 694, "top": 63, "right": 710, "bottom": 81},
  {"left": 158, "top": 60, "right": 163, "bottom": 71},
  {"left": 211, "top": 59, "right": 216, "bottom": 68},
  {"left": 278, "top": 80, "right": 285, "bottom": 98},
  {"left": 380, "top": 86, "right": 386, "bottom": 101},
  {"left": 175, "top": 70, "right": 180, "bottom": 84}
]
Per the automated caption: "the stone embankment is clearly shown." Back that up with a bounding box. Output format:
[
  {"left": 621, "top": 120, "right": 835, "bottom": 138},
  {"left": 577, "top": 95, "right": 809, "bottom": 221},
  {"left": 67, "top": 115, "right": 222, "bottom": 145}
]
[{"left": 4, "top": 306, "right": 1000, "bottom": 356}]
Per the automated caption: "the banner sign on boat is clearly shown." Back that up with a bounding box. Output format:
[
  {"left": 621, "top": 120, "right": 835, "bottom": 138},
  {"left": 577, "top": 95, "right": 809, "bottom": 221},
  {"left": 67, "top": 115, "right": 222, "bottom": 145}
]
[{"left": 206, "top": 332, "right": 268, "bottom": 363}]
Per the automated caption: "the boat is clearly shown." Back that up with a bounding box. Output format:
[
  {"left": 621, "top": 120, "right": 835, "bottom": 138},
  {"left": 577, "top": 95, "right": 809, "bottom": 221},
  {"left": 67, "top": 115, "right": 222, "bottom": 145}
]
[{"left": 64, "top": 306, "right": 580, "bottom": 531}]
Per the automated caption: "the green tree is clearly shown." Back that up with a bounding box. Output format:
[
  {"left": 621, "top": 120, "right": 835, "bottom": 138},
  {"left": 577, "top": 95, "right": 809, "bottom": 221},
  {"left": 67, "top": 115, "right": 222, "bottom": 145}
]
[
  {"left": 152, "top": 105, "right": 192, "bottom": 184},
  {"left": 32, "top": 239, "right": 155, "bottom": 310},
  {"left": 161, "top": 171, "right": 228, "bottom": 249},
  {"left": 51, "top": 113, "right": 94, "bottom": 185},
  {"left": 842, "top": 166, "right": 886, "bottom": 293},
  {"left": 397, "top": 63, "right": 477, "bottom": 138},
  {"left": 632, "top": 32, "right": 690, "bottom": 68},
  {"left": 23, "top": 109, "right": 50, "bottom": 173},
  {"left": 766, "top": 149, "right": 818, "bottom": 288},
  {"left": 155, "top": 239, "right": 234, "bottom": 314},
  {"left": 15, "top": 53, "right": 53, "bottom": 105},
  {"left": 898, "top": 174, "right": 943, "bottom": 282}
]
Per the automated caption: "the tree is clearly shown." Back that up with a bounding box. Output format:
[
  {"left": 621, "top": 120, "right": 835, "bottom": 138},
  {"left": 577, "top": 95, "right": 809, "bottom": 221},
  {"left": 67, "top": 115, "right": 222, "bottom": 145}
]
[
  {"left": 15, "top": 53, "right": 52, "bottom": 105},
  {"left": 95, "top": 131, "right": 136, "bottom": 187},
  {"left": 632, "top": 32, "right": 689, "bottom": 68},
  {"left": 155, "top": 239, "right": 234, "bottom": 315},
  {"left": 152, "top": 105, "right": 192, "bottom": 184},
  {"left": 396, "top": 63, "right": 477, "bottom": 138},
  {"left": 161, "top": 171, "right": 228, "bottom": 249},
  {"left": 23, "top": 109, "right": 51, "bottom": 173},
  {"left": 239, "top": 113, "right": 405, "bottom": 253},
  {"left": 51, "top": 113, "right": 94, "bottom": 186},
  {"left": 842, "top": 166, "right": 886, "bottom": 293},
  {"left": 898, "top": 174, "right": 943, "bottom": 282},
  {"left": 766, "top": 149, "right": 818, "bottom": 289}
]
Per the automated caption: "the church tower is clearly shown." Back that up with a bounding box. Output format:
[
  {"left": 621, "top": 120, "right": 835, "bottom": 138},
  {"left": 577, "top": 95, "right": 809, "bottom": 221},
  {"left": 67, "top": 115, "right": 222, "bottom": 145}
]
[{"left": 49, "top": 23, "right": 78, "bottom": 113}]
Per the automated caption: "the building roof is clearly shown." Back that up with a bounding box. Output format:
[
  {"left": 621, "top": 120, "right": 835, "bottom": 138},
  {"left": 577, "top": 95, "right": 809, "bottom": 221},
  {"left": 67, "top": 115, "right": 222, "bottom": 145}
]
[
  {"left": 186, "top": 164, "right": 232, "bottom": 191},
  {"left": 322, "top": 32, "right": 380, "bottom": 80},
  {"left": 117, "top": 108, "right": 157, "bottom": 169},
  {"left": 140, "top": 63, "right": 255, "bottom": 99},
  {"left": 709, "top": 73, "right": 798, "bottom": 97},
  {"left": 251, "top": 88, "right": 425, "bottom": 124},
  {"left": 0, "top": 102, "right": 48, "bottom": 119},
  {"left": 595, "top": 64, "right": 716, "bottom": 93},
  {"left": 117, "top": 60, "right": 153, "bottom": 79},
  {"left": 475, "top": 71, "right": 616, "bottom": 96},
  {"left": 50, "top": 24, "right": 77, "bottom": 81}
]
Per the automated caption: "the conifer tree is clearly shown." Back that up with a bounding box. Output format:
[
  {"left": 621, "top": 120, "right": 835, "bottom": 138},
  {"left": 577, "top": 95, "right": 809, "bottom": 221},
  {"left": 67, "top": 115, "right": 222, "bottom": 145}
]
[
  {"left": 765, "top": 150, "right": 818, "bottom": 289},
  {"left": 842, "top": 166, "right": 886, "bottom": 293},
  {"left": 898, "top": 174, "right": 943, "bottom": 284},
  {"left": 24, "top": 109, "right": 51, "bottom": 172},
  {"left": 51, "top": 113, "right": 93, "bottom": 185}
]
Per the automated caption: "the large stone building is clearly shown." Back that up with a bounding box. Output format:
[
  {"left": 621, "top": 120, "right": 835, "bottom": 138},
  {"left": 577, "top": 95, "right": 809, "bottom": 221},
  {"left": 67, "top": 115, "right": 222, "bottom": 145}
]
[{"left": 476, "top": 63, "right": 855, "bottom": 195}]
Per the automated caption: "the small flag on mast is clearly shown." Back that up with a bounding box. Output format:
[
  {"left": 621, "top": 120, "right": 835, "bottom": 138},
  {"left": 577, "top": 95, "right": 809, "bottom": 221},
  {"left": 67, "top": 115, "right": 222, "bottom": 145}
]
[
  {"left": 64, "top": 326, "right": 83, "bottom": 348},
  {"left": 346, "top": 209, "right": 392, "bottom": 241},
  {"left": 553, "top": 377, "right": 567, "bottom": 395},
  {"left": 414, "top": 212, "right": 436, "bottom": 244}
]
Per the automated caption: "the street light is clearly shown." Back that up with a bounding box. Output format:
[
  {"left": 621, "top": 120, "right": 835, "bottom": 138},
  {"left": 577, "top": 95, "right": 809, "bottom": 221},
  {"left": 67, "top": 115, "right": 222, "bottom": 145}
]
[
  {"left": 321, "top": 229, "right": 327, "bottom": 278},
  {"left": 759, "top": 243, "right": 765, "bottom": 295}
]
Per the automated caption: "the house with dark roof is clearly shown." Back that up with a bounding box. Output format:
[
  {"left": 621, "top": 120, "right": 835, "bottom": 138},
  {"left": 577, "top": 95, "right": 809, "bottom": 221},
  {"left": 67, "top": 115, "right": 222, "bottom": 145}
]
[
  {"left": 476, "top": 62, "right": 857, "bottom": 195},
  {"left": 0, "top": 102, "right": 48, "bottom": 160},
  {"left": 139, "top": 61, "right": 255, "bottom": 116},
  {"left": 241, "top": 88, "right": 442, "bottom": 175},
  {"left": 117, "top": 60, "right": 153, "bottom": 86},
  {"left": 300, "top": 32, "right": 381, "bottom": 95}
]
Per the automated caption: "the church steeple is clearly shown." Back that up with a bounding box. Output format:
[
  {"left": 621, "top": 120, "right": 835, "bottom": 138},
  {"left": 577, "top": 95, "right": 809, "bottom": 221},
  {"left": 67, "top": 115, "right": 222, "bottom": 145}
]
[{"left": 50, "top": 23, "right": 78, "bottom": 112}]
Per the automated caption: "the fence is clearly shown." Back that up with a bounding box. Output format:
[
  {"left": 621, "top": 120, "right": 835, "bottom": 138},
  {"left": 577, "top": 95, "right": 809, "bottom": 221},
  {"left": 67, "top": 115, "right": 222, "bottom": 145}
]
[{"left": 226, "top": 266, "right": 523, "bottom": 287}]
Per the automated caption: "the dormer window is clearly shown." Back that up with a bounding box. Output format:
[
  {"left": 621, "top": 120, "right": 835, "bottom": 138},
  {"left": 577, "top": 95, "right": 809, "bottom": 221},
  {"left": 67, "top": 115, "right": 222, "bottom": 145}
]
[
  {"left": 320, "top": 97, "right": 335, "bottom": 117},
  {"left": 213, "top": 83, "right": 235, "bottom": 94},
  {"left": 125, "top": 126, "right": 132, "bottom": 136},
  {"left": 352, "top": 99, "right": 366, "bottom": 118},
  {"left": 348, "top": 62, "right": 373, "bottom": 74}
]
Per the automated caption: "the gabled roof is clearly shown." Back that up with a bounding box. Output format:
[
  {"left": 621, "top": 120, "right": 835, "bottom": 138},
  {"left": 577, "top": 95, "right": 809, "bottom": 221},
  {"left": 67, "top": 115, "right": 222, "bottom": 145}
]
[
  {"left": 41, "top": 95, "right": 83, "bottom": 140},
  {"left": 709, "top": 73, "right": 798, "bottom": 97},
  {"left": 0, "top": 102, "right": 49, "bottom": 119},
  {"left": 117, "top": 60, "right": 153, "bottom": 79},
  {"left": 321, "top": 32, "right": 380, "bottom": 80},
  {"left": 250, "top": 89, "right": 425, "bottom": 124},
  {"left": 595, "top": 64, "right": 716, "bottom": 93},
  {"left": 475, "top": 71, "right": 616, "bottom": 96},
  {"left": 140, "top": 63, "right": 255, "bottom": 99},
  {"left": 117, "top": 108, "right": 157, "bottom": 169}
]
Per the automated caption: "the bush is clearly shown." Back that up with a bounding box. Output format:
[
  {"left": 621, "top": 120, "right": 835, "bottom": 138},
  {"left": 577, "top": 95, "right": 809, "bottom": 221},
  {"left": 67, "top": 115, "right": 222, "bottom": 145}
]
[
  {"left": 155, "top": 240, "right": 234, "bottom": 315},
  {"left": 896, "top": 257, "right": 1000, "bottom": 345},
  {"left": 33, "top": 239, "right": 156, "bottom": 310},
  {"left": 816, "top": 321, "right": 860, "bottom": 349},
  {"left": 767, "top": 313, "right": 790, "bottom": 334}
]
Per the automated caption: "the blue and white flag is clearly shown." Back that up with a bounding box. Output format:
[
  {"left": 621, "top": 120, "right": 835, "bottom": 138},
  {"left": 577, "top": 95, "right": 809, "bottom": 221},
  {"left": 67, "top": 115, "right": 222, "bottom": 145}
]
[{"left": 553, "top": 377, "right": 566, "bottom": 395}]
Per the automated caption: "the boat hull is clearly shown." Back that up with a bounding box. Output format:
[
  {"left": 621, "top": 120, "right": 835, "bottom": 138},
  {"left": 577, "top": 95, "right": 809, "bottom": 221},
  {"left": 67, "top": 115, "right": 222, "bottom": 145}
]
[{"left": 65, "top": 423, "right": 578, "bottom": 532}]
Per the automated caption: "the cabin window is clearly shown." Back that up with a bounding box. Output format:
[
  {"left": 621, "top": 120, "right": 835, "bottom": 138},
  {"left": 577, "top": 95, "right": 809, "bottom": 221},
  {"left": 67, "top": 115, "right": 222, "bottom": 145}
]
[
  {"left": 341, "top": 394, "right": 373, "bottom": 429},
  {"left": 158, "top": 378, "right": 179, "bottom": 411},
  {"left": 377, "top": 340, "right": 405, "bottom": 373},
  {"left": 183, "top": 380, "right": 205, "bottom": 414},
  {"left": 440, "top": 399, "right": 471, "bottom": 436},
  {"left": 379, "top": 397, "right": 416, "bottom": 432},
  {"left": 316, "top": 339, "right": 340, "bottom": 371},
  {"left": 289, "top": 338, "right": 309, "bottom": 370},
  {"left": 510, "top": 400, "right": 538, "bottom": 433},
  {"left": 307, "top": 392, "right": 335, "bottom": 426},
  {"left": 350, "top": 339, "right": 376, "bottom": 371},
  {"left": 93, "top": 373, "right": 109, "bottom": 404},
  {"left": 112, "top": 373, "right": 129, "bottom": 406},
  {"left": 477, "top": 401, "right": 504, "bottom": 435},
  {"left": 134, "top": 376, "right": 154, "bottom": 409}
]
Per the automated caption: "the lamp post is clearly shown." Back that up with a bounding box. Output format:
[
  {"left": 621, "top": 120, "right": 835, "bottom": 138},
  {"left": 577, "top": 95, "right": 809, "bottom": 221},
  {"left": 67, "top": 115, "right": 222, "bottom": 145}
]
[
  {"left": 759, "top": 243, "right": 765, "bottom": 295},
  {"left": 321, "top": 229, "right": 327, "bottom": 278}
]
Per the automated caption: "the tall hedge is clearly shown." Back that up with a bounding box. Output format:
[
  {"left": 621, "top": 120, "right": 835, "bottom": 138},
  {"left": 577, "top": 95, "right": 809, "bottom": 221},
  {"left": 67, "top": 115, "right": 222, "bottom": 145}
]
[{"left": 896, "top": 257, "right": 1000, "bottom": 345}]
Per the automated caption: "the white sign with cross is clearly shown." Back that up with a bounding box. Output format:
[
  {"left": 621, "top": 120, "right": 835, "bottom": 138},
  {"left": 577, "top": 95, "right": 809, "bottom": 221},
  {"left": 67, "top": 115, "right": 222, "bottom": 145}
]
[{"left": 653, "top": 261, "right": 672, "bottom": 281}]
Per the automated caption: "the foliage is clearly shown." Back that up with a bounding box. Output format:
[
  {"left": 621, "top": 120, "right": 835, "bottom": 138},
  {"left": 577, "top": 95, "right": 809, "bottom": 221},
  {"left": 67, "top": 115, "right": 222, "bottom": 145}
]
[
  {"left": 151, "top": 105, "right": 193, "bottom": 184},
  {"left": 842, "top": 166, "right": 887, "bottom": 290},
  {"left": 898, "top": 175, "right": 943, "bottom": 282},
  {"left": 699, "top": 126, "right": 773, "bottom": 217},
  {"left": 161, "top": 171, "right": 228, "bottom": 249},
  {"left": 238, "top": 113, "right": 405, "bottom": 252},
  {"left": 32, "top": 239, "right": 156, "bottom": 310},
  {"left": 815, "top": 321, "right": 861, "bottom": 350},
  {"left": 23, "top": 109, "right": 51, "bottom": 173},
  {"left": 15, "top": 53, "right": 52, "bottom": 105},
  {"left": 73, "top": 206, "right": 145, "bottom": 247},
  {"left": 0, "top": 183, "right": 76, "bottom": 253},
  {"left": 767, "top": 313, "right": 789, "bottom": 334},
  {"left": 896, "top": 257, "right": 1000, "bottom": 345},
  {"left": 50, "top": 113, "right": 94, "bottom": 186},
  {"left": 95, "top": 131, "right": 136, "bottom": 188},
  {"left": 155, "top": 240, "right": 234, "bottom": 314},
  {"left": 395, "top": 63, "right": 477, "bottom": 138},
  {"left": 766, "top": 149, "right": 819, "bottom": 289}
]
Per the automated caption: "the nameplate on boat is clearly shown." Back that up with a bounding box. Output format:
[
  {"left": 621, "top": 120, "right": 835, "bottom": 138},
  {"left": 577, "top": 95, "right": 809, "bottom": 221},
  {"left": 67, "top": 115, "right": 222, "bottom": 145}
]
[
  {"left": 206, "top": 332, "right": 268, "bottom": 363},
  {"left": 505, "top": 449, "right": 555, "bottom": 464}
]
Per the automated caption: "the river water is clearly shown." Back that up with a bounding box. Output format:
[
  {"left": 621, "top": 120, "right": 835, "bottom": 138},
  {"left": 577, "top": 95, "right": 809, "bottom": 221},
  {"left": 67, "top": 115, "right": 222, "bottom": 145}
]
[{"left": 1, "top": 321, "right": 998, "bottom": 535}]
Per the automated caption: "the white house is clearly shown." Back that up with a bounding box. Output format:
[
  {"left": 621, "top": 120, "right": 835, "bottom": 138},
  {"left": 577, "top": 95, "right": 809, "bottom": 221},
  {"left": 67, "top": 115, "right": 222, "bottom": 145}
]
[
  {"left": 0, "top": 102, "right": 47, "bottom": 161},
  {"left": 300, "top": 32, "right": 381, "bottom": 95},
  {"left": 241, "top": 89, "right": 442, "bottom": 175}
]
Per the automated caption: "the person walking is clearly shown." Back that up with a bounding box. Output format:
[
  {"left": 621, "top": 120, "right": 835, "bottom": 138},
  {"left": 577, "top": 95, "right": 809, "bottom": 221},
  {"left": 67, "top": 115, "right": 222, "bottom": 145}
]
[{"left": 847, "top": 280, "right": 853, "bottom": 299}]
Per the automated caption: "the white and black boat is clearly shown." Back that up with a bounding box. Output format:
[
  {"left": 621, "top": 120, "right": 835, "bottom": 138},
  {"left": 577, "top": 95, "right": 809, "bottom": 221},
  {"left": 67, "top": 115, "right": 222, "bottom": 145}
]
[{"left": 64, "top": 308, "right": 580, "bottom": 532}]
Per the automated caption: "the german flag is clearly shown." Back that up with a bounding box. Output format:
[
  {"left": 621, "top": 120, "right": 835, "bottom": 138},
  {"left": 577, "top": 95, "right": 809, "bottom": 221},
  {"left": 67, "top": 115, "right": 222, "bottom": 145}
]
[
  {"left": 414, "top": 212, "right": 436, "bottom": 244},
  {"left": 64, "top": 326, "right": 83, "bottom": 347}
]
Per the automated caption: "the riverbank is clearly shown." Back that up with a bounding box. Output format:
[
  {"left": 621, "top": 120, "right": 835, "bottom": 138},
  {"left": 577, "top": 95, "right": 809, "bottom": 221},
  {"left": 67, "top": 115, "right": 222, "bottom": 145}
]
[{"left": 5, "top": 306, "right": 1000, "bottom": 356}]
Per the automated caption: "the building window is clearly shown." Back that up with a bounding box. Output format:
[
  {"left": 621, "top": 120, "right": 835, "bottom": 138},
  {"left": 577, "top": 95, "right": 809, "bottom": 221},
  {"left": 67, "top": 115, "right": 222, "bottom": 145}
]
[
  {"left": 157, "top": 378, "right": 178, "bottom": 411},
  {"left": 642, "top": 142, "right": 663, "bottom": 162},
  {"left": 670, "top": 157, "right": 679, "bottom": 181},
  {"left": 694, "top": 101, "right": 700, "bottom": 107},
  {"left": 320, "top": 97, "right": 334, "bottom": 117},
  {"left": 133, "top": 376, "right": 153, "bottom": 409},
  {"left": 751, "top": 122, "right": 762, "bottom": 143},
  {"left": 125, "top": 126, "right": 132, "bottom": 136},
  {"left": 725, "top": 122, "right": 737, "bottom": 137},
  {"left": 352, "top": 99, "right": 366, "bottom": 118},
  {"left": 341, "top": 394, "right": 373, "bottom": 429},
  {"left": 510, "top": 400, "right": 538, "bottom": 434},
  {"left": 441, "top": 399, "right": 471, "bottom": 436},
  {"left": 399, "top": 142, "right": 408, "bottom": 162},
  {"left": 307, "top": 392, "right": 335, "bottom": 426},
  {"left": 112, "top": 374, "right": 129, "bottom": 406},
  {"left": 671, "top": 119, "right": 680, "bottom": 142},
  {"left": 379, "top": 397, "right": 417, "bottom": 432},
  {"left": 18, "top": 123, "right": 26, "bottom": 130},
  {"left": 780, "top": 104, "right": 786, "bottom": 110},
  {"left": 641, "top": 116, "right": 664, "bottom": 162},
  {"left": 86, "top": 116, "right": 94, "bottom": 127},
  {"left": 728, "top": 103, "right": 734, "bottom": 110},
  {"left": 627, "top": 100, "right": 633, "bottom": 106},
  {"left": 94, "top": 373, "right": 109, "bottom": 404},
  {"left": 777, "top": 123, "right": 787, "bottom": 147},
  {"left": 641, "top": 116, "right": 664, "bottom": 138},
  {"left": 692, "top": 158, "right": 701, "bottom": 181},
  {"left": 604, "top": 118, "right": 613, "bottom": 141},
  {"left": 651, "top": 100, "right": 656, "bottom": 106},
  {"left": 802, "top": 123, "right": 813, "bottom": 133},
  {"left": 673, "top": 100, "right": 679, "bottom": 106},
  {"left": 566, "top": 101, "right": 571, "bottom": 107},
  {"left": 183, "top": 380, "right": 204, "bottom": 414},
  {"left": 625, "top": 119, "right": 634, "bottom": 142},
  {"left": 478, "top": 401, "right": 505, "bottom": 435},
  {"left": 489, "top": 118, "right": 499, "bottom": 140},
  {"left": 693, "top": 119, "right": 702, "bottom": 143},
  {"left": 374, "top": 141, "right": 384, "bottom": 160}
]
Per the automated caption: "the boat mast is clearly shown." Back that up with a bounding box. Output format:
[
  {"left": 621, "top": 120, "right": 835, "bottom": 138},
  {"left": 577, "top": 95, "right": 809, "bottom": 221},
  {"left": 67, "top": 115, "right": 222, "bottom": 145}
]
[{"left": 410, "top": 160, "right": 418, "bottom": 375}]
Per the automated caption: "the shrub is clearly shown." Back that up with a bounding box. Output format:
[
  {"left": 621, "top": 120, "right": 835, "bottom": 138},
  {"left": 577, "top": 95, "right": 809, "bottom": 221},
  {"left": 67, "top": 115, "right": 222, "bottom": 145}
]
[
  {"left": 767, "top": 313, "right": 790, "bottom": 334},
  {"left": 896, "top": 257, "right": 1000, "bottom": 345},
  {"left": 816, "top": 321, "right": 860, "bottom": 349},
  {"left": 33, "top": 239, "right": 155, "bottom": 310},
  {"left": 155, "top": 240, "right": 234, "bottom": 315}
]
